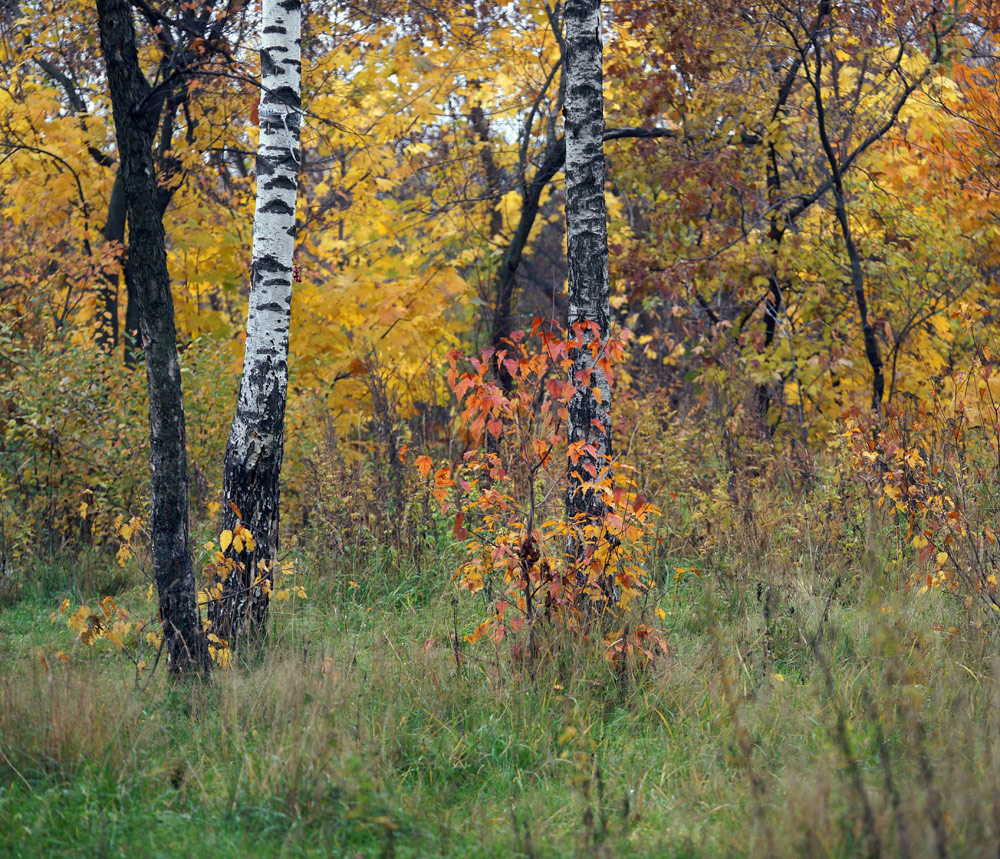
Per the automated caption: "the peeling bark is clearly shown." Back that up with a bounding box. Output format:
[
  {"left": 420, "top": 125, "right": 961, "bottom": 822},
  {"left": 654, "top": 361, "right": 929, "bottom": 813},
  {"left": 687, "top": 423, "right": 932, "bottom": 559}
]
[
  {"left": 211, "top": 0, "right": 301, "bottom": 646},
  {"left": 96, "top": 0, "right": 208, "bottom": 675},
  {"left": 563, "top": 0, "right": 613, "bottom": 596}
]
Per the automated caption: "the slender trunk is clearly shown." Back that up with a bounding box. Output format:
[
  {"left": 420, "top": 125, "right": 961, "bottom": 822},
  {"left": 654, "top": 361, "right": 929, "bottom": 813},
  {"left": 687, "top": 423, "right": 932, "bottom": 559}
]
[
  {"left": 96, "top": 0, "right": 208, "bottom": 674},
  {"left": 563, "top": 0, "right": 613, "bottom": 600},
  {"left": 753, "top": 22, "right": 816, "bottom": 429},
  {"left": 96, "top": 169, "right": 126, "bottom": 354},
  {"left": 469, "top": 101, "right": 504, "bottom": 240},
  {"left": 489, "top": 144, "right": 564, "bottom": 392},
  {"left": 808, "top": 26, "right": 884, "bottom": 416},
  {"left": 488, "top": 124, "right": 673, "bottom": 394},
  {"left": 754, "top": 141, "right": 785, "bottom": 428},
  {"left": 210, "top": 0, "right": 302, "bottom": 646},
  {"left": 124, "top": 267, "right": 141, "bottom": 367}
]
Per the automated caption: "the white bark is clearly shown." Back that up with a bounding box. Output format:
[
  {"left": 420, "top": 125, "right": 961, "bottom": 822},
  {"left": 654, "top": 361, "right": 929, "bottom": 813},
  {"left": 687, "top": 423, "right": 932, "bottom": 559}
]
[
  {"left": 214, "top": 0, "right": 301, "bottom": 642},
  {"left": 240, "top": 0, "right": 301, "bottom": 427},
  {"left": 564, "top": 0, "right": 612, "bottom": 556}
]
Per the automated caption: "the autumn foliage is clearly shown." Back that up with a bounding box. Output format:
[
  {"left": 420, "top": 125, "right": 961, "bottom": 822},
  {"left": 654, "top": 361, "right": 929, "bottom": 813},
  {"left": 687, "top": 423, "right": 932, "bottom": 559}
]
[
  {"left": 3, "top": 0, "right": 1000, "bottom": 670},
  {"left": 445, "top": 321, "right": 663, "bottom": 665}
]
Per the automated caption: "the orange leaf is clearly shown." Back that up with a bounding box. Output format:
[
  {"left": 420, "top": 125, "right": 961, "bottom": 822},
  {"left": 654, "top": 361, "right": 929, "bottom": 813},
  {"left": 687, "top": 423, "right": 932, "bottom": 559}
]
[
  {"left": 416, "top": 455, "right": 433, "bottom": 480},
  {"left": 434, "top": 465, "right": 455, "bottom": 487}
]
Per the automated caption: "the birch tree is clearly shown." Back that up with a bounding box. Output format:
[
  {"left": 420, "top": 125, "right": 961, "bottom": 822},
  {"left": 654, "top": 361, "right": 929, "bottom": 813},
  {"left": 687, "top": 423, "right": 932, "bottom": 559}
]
[
  {"left": 211, "top": 0, "right": 302, "bottom": 644},
  {"left": 563, "top": 0, "right": 613, "bottom": 601},
  {"left": 96, "top": 0, "right": 208, "bottom": 674}
]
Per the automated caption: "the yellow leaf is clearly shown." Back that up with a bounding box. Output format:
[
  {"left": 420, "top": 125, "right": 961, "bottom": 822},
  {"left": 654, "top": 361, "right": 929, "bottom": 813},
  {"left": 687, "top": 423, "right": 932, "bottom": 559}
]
[{"left": 220, "top": 529, "right": 233, "bottom": 552}]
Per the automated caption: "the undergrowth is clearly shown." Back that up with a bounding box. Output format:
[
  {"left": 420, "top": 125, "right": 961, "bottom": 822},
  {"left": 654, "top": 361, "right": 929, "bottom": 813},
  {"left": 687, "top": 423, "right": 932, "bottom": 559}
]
[{"left": 4, "top": 461, "right": 1000, "bottom": 857}]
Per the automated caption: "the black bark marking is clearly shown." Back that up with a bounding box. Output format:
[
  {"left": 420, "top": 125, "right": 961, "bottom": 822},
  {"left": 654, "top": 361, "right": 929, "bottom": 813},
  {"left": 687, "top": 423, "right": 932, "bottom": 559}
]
[
  {"left": 261, "top": 49, "right": 276, "bottom": 77},
  {"left": 261, "top": 199, "right": 295, "bottom": 215},
  {"left": 255, "top": 255, "right": 286, "bottom": 273},
  {"left": 272, "top": 86, "right": 301, "bottom": 108},
  {"left": 264, "top": 175, "right": 297, "bottom": 191}
]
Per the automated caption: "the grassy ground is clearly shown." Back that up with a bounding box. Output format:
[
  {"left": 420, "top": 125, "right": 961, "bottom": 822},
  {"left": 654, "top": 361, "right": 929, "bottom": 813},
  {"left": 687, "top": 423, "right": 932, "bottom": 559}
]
[{"left": 3, "top": 492, "right": 1000, "bottom": 857}]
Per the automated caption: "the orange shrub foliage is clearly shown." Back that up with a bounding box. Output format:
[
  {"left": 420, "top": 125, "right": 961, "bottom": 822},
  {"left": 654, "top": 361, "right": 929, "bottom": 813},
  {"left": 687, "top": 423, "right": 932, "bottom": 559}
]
[{"left": 446, "top": 320, "right": 665, "bottom": 664}]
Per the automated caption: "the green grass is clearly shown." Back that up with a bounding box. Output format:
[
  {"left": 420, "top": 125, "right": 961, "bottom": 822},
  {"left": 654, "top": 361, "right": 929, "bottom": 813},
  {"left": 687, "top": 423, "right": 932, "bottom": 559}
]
[{"left": 3, "top": 507, "right": 1000, "bottom": 857}]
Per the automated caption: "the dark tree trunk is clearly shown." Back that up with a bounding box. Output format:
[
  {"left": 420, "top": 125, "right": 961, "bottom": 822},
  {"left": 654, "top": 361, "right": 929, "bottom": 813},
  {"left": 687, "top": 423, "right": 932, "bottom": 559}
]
[
  {"left": 753, "top": 3, "right": 823, "bottom": 431},
  {"left": 96, "top": 169, "right": 126, "bottom": 353},
  {"left": 124, "top": 260, "right": 141, "bottom": 366},
  {"left": 97, "top": 0, "right": 208, "bottom": 675},
  {"left": 808, "top": 19, "right": 885, "bottom": 416},
  {"left": 489, "top": 142, "right": 565, "bottom": 392},
  {"left": 563, "top": 0, "right": 613, "bottom": 601},
  {"left": 488, "top": 125, "right": 675, "bottom": 394}
]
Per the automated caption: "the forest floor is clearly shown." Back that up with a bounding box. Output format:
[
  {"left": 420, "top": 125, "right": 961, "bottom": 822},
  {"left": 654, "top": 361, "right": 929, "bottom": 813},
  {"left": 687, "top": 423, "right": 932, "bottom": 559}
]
[{"left": 3, "top": 485, "right": 1000, "bottom": 858}]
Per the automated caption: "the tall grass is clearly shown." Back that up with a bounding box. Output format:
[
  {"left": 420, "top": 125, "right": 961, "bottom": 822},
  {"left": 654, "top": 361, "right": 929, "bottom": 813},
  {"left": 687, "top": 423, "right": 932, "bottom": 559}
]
[{"left": 4, "top": 458, "right": 1000, "bottom": 857}]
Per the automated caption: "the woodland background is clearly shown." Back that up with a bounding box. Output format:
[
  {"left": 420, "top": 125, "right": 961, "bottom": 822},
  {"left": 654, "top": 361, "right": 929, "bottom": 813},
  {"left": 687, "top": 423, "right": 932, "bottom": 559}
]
[{"left": 5, "top": 0, "right": 1000, "bottom": 855}]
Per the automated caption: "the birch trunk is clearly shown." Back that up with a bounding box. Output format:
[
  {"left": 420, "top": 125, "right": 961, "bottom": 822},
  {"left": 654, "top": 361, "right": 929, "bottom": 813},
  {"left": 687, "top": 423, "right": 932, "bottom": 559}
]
[
  {"left": 211, "top": 0, "right": 301, "bottom": 645},
  {"left": 96, "top": 0, "right": 208, "bottom": 674},
  {"left": 563, "top": 0, "right": 613, "bottom": 599}
]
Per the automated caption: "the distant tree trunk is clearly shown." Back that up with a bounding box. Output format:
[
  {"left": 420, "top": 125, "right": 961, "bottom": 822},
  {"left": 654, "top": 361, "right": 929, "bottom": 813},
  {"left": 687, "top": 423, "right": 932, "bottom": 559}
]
[
  {"left": 96, "top": 0, "right": 208, "bottom": 674},
  {"left": 210, "top": 0, "right": 302, "bottom": 646},
  {"left": 96, "top": 169, "right": 125, "bottom": 353},
  {"left": 123, "top": 269, "right": 141, "bottom": 367},
  {"left": 563, "top": 0, "right": 613, "bottom": 600},
  {"left": 488, "top": 143, "right": 564, "bottom": 393},
  {"left": 808, "top": 25, "right": 884, "bottom": 417}
]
